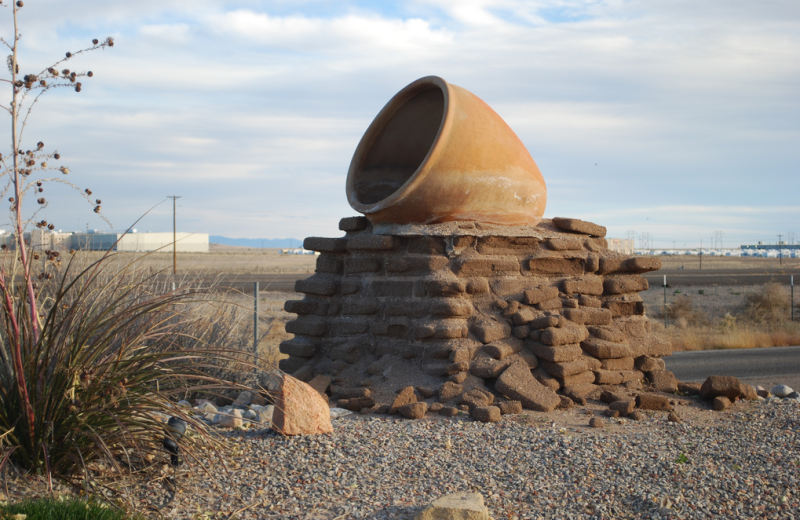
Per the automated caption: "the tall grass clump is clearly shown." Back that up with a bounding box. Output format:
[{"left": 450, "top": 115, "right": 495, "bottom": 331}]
[
  {"left": 1, "top": 254, "right": 260, "bottom": 483},
  {"left": 0, "top": 1, "right": 275, "bottom": 496},
  {"left": 744, "top": 282, "right": 790, "bottom": 323}
]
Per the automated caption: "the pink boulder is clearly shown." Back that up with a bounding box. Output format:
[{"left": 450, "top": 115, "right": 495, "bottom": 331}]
[{"left": 273, "top": 374, "right": 333, "bottom": 436}]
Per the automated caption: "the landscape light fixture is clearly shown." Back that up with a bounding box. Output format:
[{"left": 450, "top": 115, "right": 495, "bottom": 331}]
[{"left": 162, "top": 416, "right": 187, "bottom": 467}]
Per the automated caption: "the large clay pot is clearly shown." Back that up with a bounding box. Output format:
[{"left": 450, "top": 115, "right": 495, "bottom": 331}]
[{"left": 346, "top": 76, "right": 547, "bottom": 226}]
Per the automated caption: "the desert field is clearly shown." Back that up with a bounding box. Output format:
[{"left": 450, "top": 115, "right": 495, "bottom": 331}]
[{"left": 69, "top": 246, "right": 799, "bottom": 360}]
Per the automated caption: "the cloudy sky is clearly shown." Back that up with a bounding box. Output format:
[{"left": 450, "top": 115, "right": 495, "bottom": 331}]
[{"left": 4, "top": 0, "right": 799, "bottom": 248}]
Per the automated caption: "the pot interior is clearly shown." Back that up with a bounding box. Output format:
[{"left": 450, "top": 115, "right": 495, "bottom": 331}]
[{"left": 354, "top": 86, "right": 445, "bottom": 205}]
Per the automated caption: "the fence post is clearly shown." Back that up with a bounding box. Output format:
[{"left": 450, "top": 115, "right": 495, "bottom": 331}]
[
  {"left": 254, "top": 281, "right": 259, "bottom": 364},
  {"left": 662, "top": 275, "right": 668, "bottom": 328},
  {"left": 792, "top": 276, "right": 794, "bottom": 322}
]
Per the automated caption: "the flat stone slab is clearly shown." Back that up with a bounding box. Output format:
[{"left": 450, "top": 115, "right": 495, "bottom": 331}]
[{"left": 414, "top": 492, "right": 490, "bottom": 520}]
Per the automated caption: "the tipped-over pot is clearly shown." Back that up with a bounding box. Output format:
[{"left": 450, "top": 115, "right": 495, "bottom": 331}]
[{"left": 346, "top": 76, "right": 547, "bottom": 226}]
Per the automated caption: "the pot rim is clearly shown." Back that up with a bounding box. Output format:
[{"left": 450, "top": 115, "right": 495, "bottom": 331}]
[{"left": 346, "top": 75, "right": 452, "bottom": 214}]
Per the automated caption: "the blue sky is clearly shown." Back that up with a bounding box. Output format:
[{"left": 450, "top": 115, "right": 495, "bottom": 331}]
[{"left": 3, "top": 0, "right": 799, "bottom": 248}]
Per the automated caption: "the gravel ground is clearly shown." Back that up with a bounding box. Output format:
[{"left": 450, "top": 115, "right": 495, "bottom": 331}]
[{"left": 122, "top": 397, "right": 799, "bottom": 520}]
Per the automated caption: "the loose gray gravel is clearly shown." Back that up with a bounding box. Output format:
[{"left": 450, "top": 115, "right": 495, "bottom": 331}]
[{"left": 134, "top": 399, "right": 800, "bottom": 519}]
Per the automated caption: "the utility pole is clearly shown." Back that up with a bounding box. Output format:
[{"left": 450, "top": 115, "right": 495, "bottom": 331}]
[
  {"left": 778, "top": 234, "right": 783, "bottom": 266},
  {"left": 167, "top": 196, "right": 181, "bottom": 275}
]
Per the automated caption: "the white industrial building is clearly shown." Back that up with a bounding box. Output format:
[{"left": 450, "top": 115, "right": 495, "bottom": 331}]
[{"left": 1, "top": 229, "right": 209, "bottom": 253}]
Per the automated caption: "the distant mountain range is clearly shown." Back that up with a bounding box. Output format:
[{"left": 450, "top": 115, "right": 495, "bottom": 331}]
[{"left": 209, "top": 236, "right": 304, "bottom": 248}]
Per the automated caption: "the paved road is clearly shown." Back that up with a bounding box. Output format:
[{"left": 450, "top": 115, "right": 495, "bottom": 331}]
[{"left": 665, "top": 346, "right": 800, "bottom": 382}]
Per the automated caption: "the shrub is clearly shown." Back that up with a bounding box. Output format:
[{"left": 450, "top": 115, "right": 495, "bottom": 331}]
[
  {"left": 0, "top": 497, "right": 138, "bottom": 520},
  {"left": 0, "top": 253, "right": 268, "bottom": 488},
  {"left": 744, "top": 282, "right": 790, "bottom": 323}
]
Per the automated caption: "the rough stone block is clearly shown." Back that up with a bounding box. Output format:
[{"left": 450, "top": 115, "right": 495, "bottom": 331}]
[
  {"left": 714, "top": 395, "right": 731, "bottom": 411},
  {"left": 407, "top": 236, "right": 446, "bottom": 255},
  {"left": 635, "top": 356, "right": 666, "bottom": 372},
  {"left": 470, "top": 351, "right": 515, "bottom": 378},
  {"left": 303, "top": 237, "right": 348, "bottom": 253},
  {"left": 295, "top": 277, "right": 338, "bottom": 296},
  {"left": 603, "top": 300, "right": 645, "bottom": 317},
  {"left": 339, "top": 216, "right": 369, "bottom": 232},
  {"left": 563, "top": 383, "right": 600, "bottom": 404},
  {"left": 593, "top": 370, "right": 624, "bottom": 385},
  {"left": 495, "top": 361, "right": 561, "bottom": 412},
  {"left": 452, "top": 257, "right": 520, "bottom": 277},
  {"left": 472, "top": 406, "right": 501, "bottom": 423},
  {"left": 465, "top": 278, "right": 491, "bottom": 294},
  {"left": 329, "top": 319, "right": 369, "bottom": 336},
  {"left": 512, "top": 306, "right": 539, "bottom": 325},
  {"left": 278, "top": 356, "right": 307, "bottom": 374},
  {"left": 483, "top": 338, "right": 523, "bottom": 360},
  {"left": 342, "top": 298, "right": 380, "bottom": 316},
  {"left": 581, "top": 353, "right": 602, "bottom": 371},
  {"left": 588, "top": 326, "right": 627, "bottom": 343},
  {"left": 585, "top": 253, "right": 600, "bottom": 273},
  {"left": 647, "top": 370, "right": 678, "bottom": 393},
  {"left": 601, "top": 357, "right": 635, "bottom": 371},
  {"left": 636, "top": 393, "right": 673, "bottom": 411},
  {"left": 536, "top": 298, "right": 563, "bottom": 311},
  {"left": 344, "top": 257, "right": 382, "bottom": 273},
  {"left": 580, "top": 337, "right": 632, "bottom": 359},
  {"left": 599, "top": 256, "right": 662, "bottom": 275},
  {"left": 586, "top": 237, "right": 608, "bottom": 251},
  {"left": 384, "top": 299, "right": 430, "bottom": 318},
  {"left": 541, "top": 326, "right": 589, "bottom": 346},
  {"left": 540, "top": 358, "right": 588, "bottom": 378},
  {"left": 370, "top": 280, "right": 415, "bottom": 298},
  {"left": 614, "top": 316, "right": 651, "bottom": 337},
  {"left": 563, "top": 298, "right": 579, "bottom": 308},
  {"left": 348, "top": 234, "right": 397, "bottom": 251},
  {"left": 610, "top": 400, "right": 635, "bottom": 415},
  {"left": 386, "top": 255, "right": 450, "bottom": 274},
  {"left": 472, "top": 318, "right": 511, "bottom": 344},
  {"left": 399, "top": 402, "right": 427, "bottom": 419},
  {"left": 579, "top": 295, "right": 602, "bottom": 308},
  {"left": 513, "top": 325, "right": 531, "bottom": 339},
  {"left": 700, "top": 376, "right": 743, "bottom": 401},
  {"left": 439, "top": 381, "right": 464, "bottom": 401},
  {"left": 315, "top": 254, "right": 343, "bottom": 274},
  {"left": 570, "top": 307, "right": 613, "bottom": 326},
  {"left": 285, "top": 316, "right": 327, "bottom": 337},
  {"left": 527, "top": 341, "right": 582, "bottom": 362},
  {"left": 389, "top": 386, "right": 417, "bottom": 414},
  {"left": 562, "top": 276, "right": 604, "bottom": 296},
  {"left": 307, "top": 374, "right": 331, "bottom": 396},
  {"left": 490, "top": 278, "right": 525, "bottom": 297},
  {"left": 414, "top": 492, "right": 490, "bottom": 520},
  {"left": 552, "top": 217, "right": 606, "bottom": 237},
  {"left": 337, "top": 397, "right": 376, "bottom": 411},
  {"left": 558, "top": 370, "right": 597, "bottom": 387},
  {"left": 476, "top": 236, "right": 540, "bottom": 255},
  {"left": 603, "top": 275, "right": 649, "bottom": 295},
  {"left": 498, "top": 400, "right": 523, "bottom": 415},
  {"left": 371, "top": 319, "right": 409, "bottom": 338},
  {"left": 523, "top": 286, "right": 559, "bottom": 305},
  {"left": 426, "top": 279, "right": 467, "bottom": 297},
  {"left": 527, "top": 256, "right": 586, "bottom": 275},
  {"left": 532, "top": 367, "right": 561, "bottom": 391},
  {"left": 431, "top": 298, "right": 475, "bottom": 317},
  {"left": 284, "top": 299, "right": 326, "bottom": 316},
  {"left": 529, "top": 316, "right": 559, "bottom": 329},
  {"left": 279, "top": 338, "right": 318, "bottom": 358},
  {"left": 546, "top": 238, "right": 582, "bottom": 250}
]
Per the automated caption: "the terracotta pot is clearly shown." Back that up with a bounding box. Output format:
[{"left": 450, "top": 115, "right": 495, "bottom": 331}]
[{"left": 346, "top": 76, "right": 547, "bottom": 226}]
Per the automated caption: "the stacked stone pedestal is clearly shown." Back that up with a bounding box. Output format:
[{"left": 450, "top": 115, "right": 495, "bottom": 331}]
[{"left": 280, "top": 216, "right": 671, "bottom": 412}]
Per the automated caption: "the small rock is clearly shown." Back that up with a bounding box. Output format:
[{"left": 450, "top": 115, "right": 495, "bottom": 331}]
[
  {"left": 177, "top": 400, "right": 191, "bottom": 407},
  {"left": 788, "top": 391, "right": 800, "bottom": 400},
  {"left": 677, "top": 382, "right": 701, "bottom": 395},
  {"left": 628, "top": 410, "right": 643, "bottom": 421},
  {"left": 636, "top": 393, "right": 673, "bottom": 411},
  {"left": 498, "top": 400, "right": 523, "bottom": 415},
  {"left": 429, "top": 402, "right": 444, "bottom": 413},
  {"left": 233, "top": 391, "right": 254, "bottom": 408},
  {"left": 390, "top": 386, "right": 418, "bottom": 414},
  {"left": 414, "top": 491, "right": 490, "bottom": 520},
  {"left": 610, "top": 400, "right": 635, "bottom": 415},
  {"left": 756, "top": 385, "right": 771, "bottom": 398},
  {"left": 714, "top": 395, "right": 731, "bottom": 411},
  {"left": 558, "top": 395, "right": 574, "bottom": 409},
  {"left": 416, "top": 386, "right": 436, "bottom": 399},
  {"left": 667, "top": 412, "right": 682, "bottom": 423},
  {"left": 589, "top": 417, "right": 604, "bottom": 428},
  {"left": 439, "top": 382, "right": 463, "bottom": 402},
  {"left": 399, "top": 402, "right": 428, "bottom": 419},
  {"left": 700, "top": 376, "right": 743, "bottom": 401},
  {"left": 329, "top": 407, "right": 354, "bottom": 419},
  {"left": 771, "top": 384, "right": 794, "bottom": 397},
  {"left": 197, "top": 402, "right": 217, "bottom": 414},
  {"left": 472, "top": 406, "right": 501, "bottom": 423},
  {"left": 602, "top": 409, "right": 620, "bottom": 418},
  {"left": 219, "top": 409, "right": 243, "bottom": 428},
  {"left": 439, "top": 406, "right": 459, "bottom": 417},
  {"left": 449, "top": 372, "right": 468, "bottom": 384}
]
